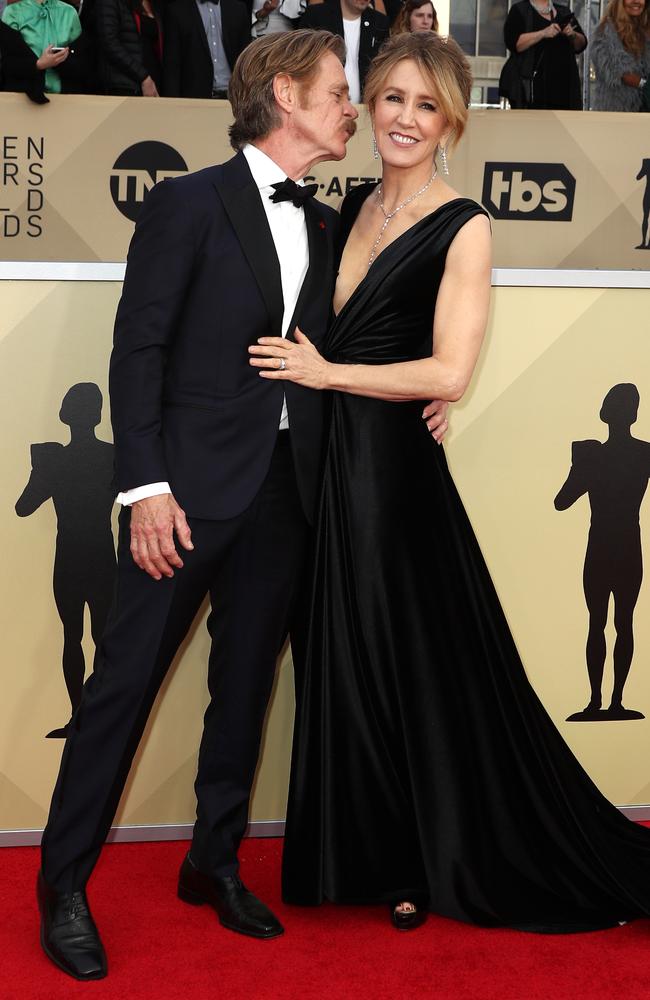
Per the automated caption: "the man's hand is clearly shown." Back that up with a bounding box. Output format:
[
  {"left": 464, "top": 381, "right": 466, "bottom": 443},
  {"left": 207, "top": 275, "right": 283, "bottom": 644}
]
[
  {"left": 257, "top": 0, "right": 279, "bottom": 16},
  {"left": 422, "top": 399, "right": 449, "bottom": 444},
  {"left": 129, "top": 494, "right": 193, "bottom": 580},
  {"left": 141, "top": 75, "right": 159, "bottom": 97}
]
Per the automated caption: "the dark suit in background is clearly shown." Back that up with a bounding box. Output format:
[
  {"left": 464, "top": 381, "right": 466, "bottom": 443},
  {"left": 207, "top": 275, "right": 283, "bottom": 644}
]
[
  {"left": 299, "top": 0, "right": 388, "bottom": 95},
  {"left": 163, "top": 0, "right": 250, "bottom": 97},
  {"left": 40, "top": 151, "right": 339, "bottom": 893}
]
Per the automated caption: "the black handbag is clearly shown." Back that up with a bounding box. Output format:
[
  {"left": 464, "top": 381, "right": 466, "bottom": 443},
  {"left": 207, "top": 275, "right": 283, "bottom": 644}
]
[
  {"left": 499, "top": 53, "right": 534, "bottom": 107},
  {"left": 499, "top": 0, "right": 542, "bottom": 108}
]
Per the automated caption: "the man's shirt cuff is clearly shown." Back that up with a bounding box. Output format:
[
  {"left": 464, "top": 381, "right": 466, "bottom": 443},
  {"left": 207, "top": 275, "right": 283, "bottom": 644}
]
[{"left": 115, "top": 482, "right": 172, "bottom": 506}]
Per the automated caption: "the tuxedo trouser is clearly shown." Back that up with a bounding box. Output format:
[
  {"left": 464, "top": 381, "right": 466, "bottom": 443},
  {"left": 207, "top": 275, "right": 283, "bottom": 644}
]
[{"left": 41, "top": 432, "right": 309, "bottom": 893}]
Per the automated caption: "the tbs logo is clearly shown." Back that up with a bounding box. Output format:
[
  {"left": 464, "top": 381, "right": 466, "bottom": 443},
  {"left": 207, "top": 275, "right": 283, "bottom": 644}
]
[
  {"left": 110, "top": 141, "right": 188, "bottom": 222},
  {"left": 482, "top": 163, "right": 576, "bottom": 222}
]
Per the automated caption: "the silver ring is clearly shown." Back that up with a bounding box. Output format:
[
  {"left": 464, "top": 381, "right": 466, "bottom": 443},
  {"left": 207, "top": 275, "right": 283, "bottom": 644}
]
[{"left": 279, "top": 358, "right": 286, "bottom": 371}]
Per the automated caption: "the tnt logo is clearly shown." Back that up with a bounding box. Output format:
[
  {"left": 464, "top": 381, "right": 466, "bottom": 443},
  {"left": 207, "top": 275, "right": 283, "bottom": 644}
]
[
  {"left": 110, "top": 141, "right": 188, "bottom": 222},
  {"left": 482, "top": 163, "right": 576, "bottom": 222}
]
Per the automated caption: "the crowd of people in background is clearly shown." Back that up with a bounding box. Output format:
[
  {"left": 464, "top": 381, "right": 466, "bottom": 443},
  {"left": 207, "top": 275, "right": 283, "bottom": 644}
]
[
  {"left": 0, "top": 0, "right": 648, "bottom": 109},
  {"left": 501, "top": 0, "right": 648, "bottom": 109}
]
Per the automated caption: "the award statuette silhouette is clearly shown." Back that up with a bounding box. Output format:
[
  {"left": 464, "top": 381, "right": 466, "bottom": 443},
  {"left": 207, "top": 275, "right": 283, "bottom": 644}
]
[
  {"left": 15, "top": 384, "right": 117, "bottom": 738},
  {"left": 555, "top": 384, "right": 650, "bottom": 722},
  {"left": 636, "top": 159, "right": 650, "bottom": 251}
]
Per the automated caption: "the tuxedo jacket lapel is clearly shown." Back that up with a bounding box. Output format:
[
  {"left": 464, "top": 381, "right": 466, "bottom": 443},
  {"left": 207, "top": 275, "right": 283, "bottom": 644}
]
[
  {"left": 213, "top": 152, "right": 284, "bottom": 339},
  {"left": 286, "top": 198, "right": 330, "bottom": 345}
]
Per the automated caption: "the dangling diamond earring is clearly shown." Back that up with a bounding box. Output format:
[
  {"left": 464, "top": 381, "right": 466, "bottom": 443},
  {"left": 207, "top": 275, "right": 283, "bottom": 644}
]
[
  {"left": 372, "top": 131, "right": 379, "bottom": 160},
  {"left": 439, "top": 144, "right": 449, "bottom": 175}
]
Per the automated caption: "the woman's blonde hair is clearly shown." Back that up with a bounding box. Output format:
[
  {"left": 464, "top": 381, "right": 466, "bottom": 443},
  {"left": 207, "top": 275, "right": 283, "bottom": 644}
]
[
  {"left": 229, "top": 30, "right": 346, "bottom": 150},
  {"left": 363, "top": 33, "right": 472, "bottom": 149},
  {"left": 392, "top": 0, "right": 439, "bottom": 37},
  {"left": 598, "top": 0, "right": 649, "bottom": 57}
]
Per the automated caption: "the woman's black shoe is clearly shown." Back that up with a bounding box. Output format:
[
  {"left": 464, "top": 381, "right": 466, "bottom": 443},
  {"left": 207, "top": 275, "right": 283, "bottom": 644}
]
[{"left": 390, "top": 901, "right": 427, "bottom": 931}]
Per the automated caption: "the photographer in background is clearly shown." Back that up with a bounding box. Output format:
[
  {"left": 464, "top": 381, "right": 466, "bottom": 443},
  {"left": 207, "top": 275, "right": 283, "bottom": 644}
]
[
  {"left": 502, "top": 0, "right": 586, "bottom": 109},
  {"left": 591, "top": 0, "right": 650, "bottom": 110}
]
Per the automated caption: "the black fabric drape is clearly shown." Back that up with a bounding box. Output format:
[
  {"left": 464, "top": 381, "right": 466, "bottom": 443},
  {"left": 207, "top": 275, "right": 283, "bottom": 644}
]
[{"left": 282, "top": 185, "right": 650, "bottom": 930}]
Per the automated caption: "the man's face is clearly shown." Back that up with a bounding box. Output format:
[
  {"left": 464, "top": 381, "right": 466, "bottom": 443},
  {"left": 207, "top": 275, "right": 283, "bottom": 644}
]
[
  {"left": 342, "top": 0, "right": 370, "bottom": 16},
  {"left": 293, "top": 52, "right": 358, "bottom": 163}
]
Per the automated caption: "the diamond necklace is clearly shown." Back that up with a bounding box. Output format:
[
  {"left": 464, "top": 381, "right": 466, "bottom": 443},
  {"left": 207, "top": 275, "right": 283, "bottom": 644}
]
[{"left": 367, "top": 168, "right": 438, "bottom": 268}]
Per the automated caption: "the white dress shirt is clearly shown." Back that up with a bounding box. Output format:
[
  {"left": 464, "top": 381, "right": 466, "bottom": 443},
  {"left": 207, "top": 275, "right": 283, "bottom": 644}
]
[
  {"left": 251, "top": 0, "right": 305, "bottom": 36},
  {"left": 116, "top": 143, "right": 310, "bottom": 506},
  {"left": 343, "top": 16, "right": 362, "bottom": 104}
]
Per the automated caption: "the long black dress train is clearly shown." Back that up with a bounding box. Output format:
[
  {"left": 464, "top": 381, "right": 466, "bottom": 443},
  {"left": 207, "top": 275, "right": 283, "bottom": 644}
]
[{"left": 282, "top": 185, "right": 650, "bottom": 931}]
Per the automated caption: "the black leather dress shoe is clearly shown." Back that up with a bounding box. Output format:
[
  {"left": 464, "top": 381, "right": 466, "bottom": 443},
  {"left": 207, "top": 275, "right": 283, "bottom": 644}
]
[
  {"left": 178, "top": 854, "right": 284, "bottom": 939},
  {"left": 37, "top": 872, "right": 107, "bottom": 980}
]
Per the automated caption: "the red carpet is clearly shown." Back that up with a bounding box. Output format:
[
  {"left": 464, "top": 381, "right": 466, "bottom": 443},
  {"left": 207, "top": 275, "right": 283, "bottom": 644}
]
[{"left": 2, "top": 836, "right": 650, "bottom": 1000}]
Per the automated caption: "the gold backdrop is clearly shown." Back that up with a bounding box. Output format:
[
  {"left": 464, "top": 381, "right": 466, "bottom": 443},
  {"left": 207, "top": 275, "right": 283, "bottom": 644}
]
[
  {"left": 1, "top": 95, "right": 649, "bottom": 839},
  {"left": 2, "top": 281, "right": 649, "bottom": 837},
  {"left": 0, "top": 94, "right": 649, "bottom": 269}
]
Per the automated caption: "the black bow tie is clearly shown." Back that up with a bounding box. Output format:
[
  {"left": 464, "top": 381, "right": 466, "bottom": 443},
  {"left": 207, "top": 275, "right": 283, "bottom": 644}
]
[{"left": 269, "top": 178, "right": 319, "bottom": 209}]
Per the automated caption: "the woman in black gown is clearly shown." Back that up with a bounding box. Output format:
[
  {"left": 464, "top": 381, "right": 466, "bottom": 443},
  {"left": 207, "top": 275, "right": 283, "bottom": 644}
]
[
  {"left": 503, "top": 0, "right": 586, "bottom": 110},
  {"left": 249, "top": 32, "right": 650, "bottom": 932}
]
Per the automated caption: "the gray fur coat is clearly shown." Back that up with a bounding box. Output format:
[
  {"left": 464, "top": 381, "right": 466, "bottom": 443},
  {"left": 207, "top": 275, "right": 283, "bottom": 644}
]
[{"left": 590, "top": 20, "right": 650, "bottom": 111}]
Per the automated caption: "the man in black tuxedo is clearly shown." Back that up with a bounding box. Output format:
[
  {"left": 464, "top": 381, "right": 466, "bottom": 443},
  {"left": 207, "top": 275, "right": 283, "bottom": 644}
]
[
  {"left": 163, "top": 0, "right": 250, "bottom": 98},
  {"left": 37, "top": 29, "right": 358, "bottom": 981},
  {"left": 300, "top": 0, "right": 389, "bottom": 103}
]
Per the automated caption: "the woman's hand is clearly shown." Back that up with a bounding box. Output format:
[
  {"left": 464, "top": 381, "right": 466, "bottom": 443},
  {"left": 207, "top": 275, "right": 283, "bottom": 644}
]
[
  {"left": 248, "top": 328, "right": 333, "bottom": 390},
  {"left": 37, "top": 44, "right": 69, "bottom": 70},
  {"left": 562, "top": 22, "right": 586, "bottom": 50},
  {"left": 541, "top": 21, "right": 561, "bottom": 39},
  {"left": 422, "top": 399, "right": 449, "bottom": 445},
  {"left": 515, "top": 23, "right": 558, "bottom": 52}
]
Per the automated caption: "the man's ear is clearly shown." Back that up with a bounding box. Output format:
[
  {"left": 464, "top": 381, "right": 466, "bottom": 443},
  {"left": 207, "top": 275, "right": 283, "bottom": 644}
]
[{"left": 273, "top": 72, "right": 296, "bottom": 115}]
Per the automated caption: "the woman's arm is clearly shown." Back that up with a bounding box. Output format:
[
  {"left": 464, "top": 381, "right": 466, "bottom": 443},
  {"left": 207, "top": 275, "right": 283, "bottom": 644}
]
[
  {"left": 504, "top": 3, "right": 556, "bottom": 53},
  {"left": 591, "top": 21, "right": 637, "bottom": 87},
  {"left": 249, "top": 212, "right": 492, "bottom": 403},
  {"left": 563, "top": 23, "right": 587, "bottom": 53},
  {"left": 515, "top": 22, "right": 560, "bottom": 52}
]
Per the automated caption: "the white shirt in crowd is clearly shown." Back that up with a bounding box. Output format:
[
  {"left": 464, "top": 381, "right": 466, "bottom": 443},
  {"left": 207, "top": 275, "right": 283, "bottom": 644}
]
[
  {"left": 116, "top": 143, "right": 310, "bottom": 506},
  {"left": 342, "top": 16, "right": 361, "bottom": 104},
  {"left": 251, "top": 0, "right": 305, "bottom": 37}
]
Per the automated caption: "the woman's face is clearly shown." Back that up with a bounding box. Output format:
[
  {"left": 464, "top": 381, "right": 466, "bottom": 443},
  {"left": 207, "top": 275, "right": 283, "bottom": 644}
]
[
  {"left": 409, "top": 4, "right": 435, "bottom": 31},
  {"left": 623, "top": 0, "right": 645, "bottom": 16},
  {"left": 372, "top": 59, "right": 449, "bottom": 172}
]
